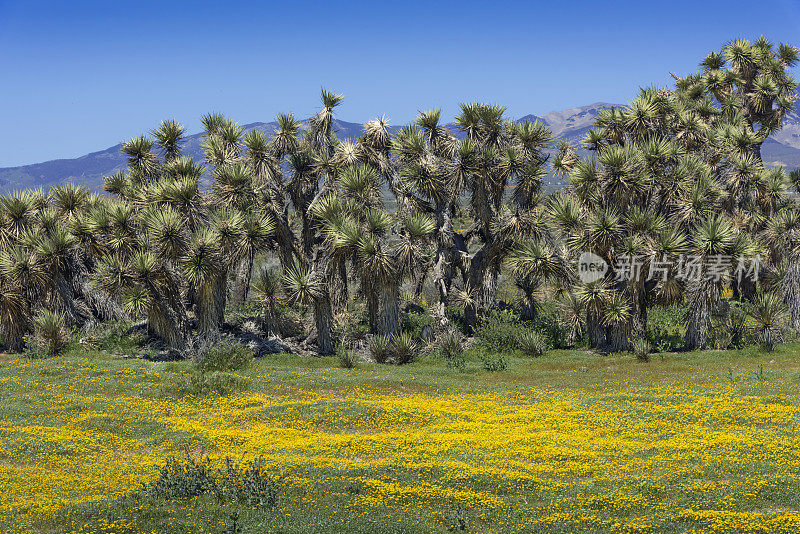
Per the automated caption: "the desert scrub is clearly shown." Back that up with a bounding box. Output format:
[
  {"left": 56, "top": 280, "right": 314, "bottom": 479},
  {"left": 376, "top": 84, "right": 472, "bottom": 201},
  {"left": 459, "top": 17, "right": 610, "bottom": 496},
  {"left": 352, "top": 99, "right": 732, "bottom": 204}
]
[
  {"left": 26, "top": 309, "right": 70, "bottom": 358},
  {"left": 369, "top": 334, "right": 391, "bottom": 363},
  {"left": 336, "top": 344, "right": 358, "bottom": 369},
  {"left": 519, "top": 331, "right": 548, "bottom": 357},
  {"left": 196, "top": 341, "right": 253, "bottom": 373},
  {"left": 164, "top": 371, "right": 251, "bottom": 397},
  {"left": 439, "top": 331, "right": 466, "bottom": 371},
  {"left": 479, "top": 351, "right": 508, "bottom": 372},
  {"left": 391, "top": 331, "right": 417, "bottom": 364},
  {"left": 141, "top": 456, "right": 280, "bottom": 507},
  {"left": 402, "top": 310, "right": 434, "bottom": 340},
  {"left": 632, "top": 337, "right": 651, "bottom": 362}
]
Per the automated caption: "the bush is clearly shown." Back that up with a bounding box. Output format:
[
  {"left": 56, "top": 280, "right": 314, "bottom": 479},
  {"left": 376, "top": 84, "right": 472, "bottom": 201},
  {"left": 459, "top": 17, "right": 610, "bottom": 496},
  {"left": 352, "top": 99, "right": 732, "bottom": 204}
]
[
  {"left": 439, "top": 332, "right": 465, "bottom": 371},
  {"left": 519, "top": 331, "right": 548, "bottom": 357},
  {"left": 392, "top": 332, "right": 417, "bottom": 364},
  {"left": 87, "top": 321, "right": 146, "bottom": 354},
  {"left": 475, "top": 309, "right": 526, "bottom": 353},
  {"left": 197, "top": 341, "right": 253, "bottom": 373},
  {"left": 369, "top": 335, "right": 391, "bottom": 364},
  {"left": 166, "top": 371, "right": 251, "bottom": 397},
  {"left": 216, "top": 456, "right": 280, "bottom": 507},
  {"left": 402, "top": 311, "right": 434, "bottom": 339},
  {"left": 647, "top": 304, "right": 685, "bottom": 352},
  {"left": 29, "top": 310, "right": 69, "bottom": 357},
  {"left": 480, "top": 352, "right": 508, "bottom": 372},
  {"left": 142, "top": 456, "right": 280, "bottom": 508},
  {"left": 632, "top": 337, "right": 650, "bottom": 362},
  {"left": 143, "top": 456, "right": 217, "bottom": 500},
  {"left": 336, "top": 344, "right": 358, "bottom": 369}
]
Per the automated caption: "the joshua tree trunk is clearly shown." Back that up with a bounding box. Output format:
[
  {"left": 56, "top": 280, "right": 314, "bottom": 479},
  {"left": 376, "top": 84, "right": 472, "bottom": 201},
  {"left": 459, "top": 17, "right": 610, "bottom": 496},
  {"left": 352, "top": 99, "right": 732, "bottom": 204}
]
[
  {"left": 463, "top": 247, "right": 489, "bottom": 335},
  {"left": 586, "top": 309, "right": 604, "bottom": 349},
  {"left": 330, "top": 260, "right": 349, "bottom": 312},
  {"left": 233, "top": 253, "right": 254, "bottom": 305},
  {"left": 378, "top": 283, "right": 401, "bottom": 337},
  {"left": 313, "top": 292, "right": 334, "bottom": 355},
  {"left": 685, "top": 276, "right": 718, "bottom": 350},
  {"left": 431, "top": 206, "right": 455, "bottom": 328},
  {"left": 783, "top": 256, "right": 800, "bottom": 332},
  {"left": 365, "top": 281, "right": 380, "bottom": 335}
]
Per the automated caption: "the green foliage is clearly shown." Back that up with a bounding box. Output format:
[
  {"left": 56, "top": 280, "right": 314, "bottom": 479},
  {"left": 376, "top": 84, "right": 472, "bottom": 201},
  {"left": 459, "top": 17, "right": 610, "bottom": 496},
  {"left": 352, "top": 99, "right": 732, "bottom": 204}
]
[
  {"left": 475, "top": 309, "right": 526, "bottom": 353},
  {"left": 369, "top": 335, "right": 391, "bottom": 364},
  {"left": 86, "top": 321, "right": 146, "bottom": 354},
  {"left": 142, "top": 455, "right": 216, "bottom": 500},
  {"left": 439, "top": 331, "right": 466, "bottom": 371},
  {"left": 166, "top": 371, "right": 251, "bottom": 397},
  {"left": 336, "top": 344, "right": 358, "bottom": 369},
  {"left": 29, "top": 309, "right": 69, "bottom": 358},
  {"left": 196, "top": 341, "right": 253, "bottom": 373},
  {"left": 141, "top": 456, "right": 280, "bottom": 508},
  {"left": 391, "top": 332, "right": 417, "bottom": 365},
  {"left": 402, "top": 311, "right": 434, "bottom": 339},
  {"left": 647, "top": 305, "right": 685, "bottom": 353},
  {"left": 519, "top": 331, "right": 548, "bottom": 357},
  {"left": 479, "top": 352, "right": 508, "bottom": 372}
]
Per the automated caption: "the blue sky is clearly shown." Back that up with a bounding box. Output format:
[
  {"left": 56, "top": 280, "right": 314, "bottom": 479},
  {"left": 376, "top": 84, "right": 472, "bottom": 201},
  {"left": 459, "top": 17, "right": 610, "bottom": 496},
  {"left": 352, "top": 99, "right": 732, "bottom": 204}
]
[{"left": 1, "top": 0, "right": 799, "bottom": 167}]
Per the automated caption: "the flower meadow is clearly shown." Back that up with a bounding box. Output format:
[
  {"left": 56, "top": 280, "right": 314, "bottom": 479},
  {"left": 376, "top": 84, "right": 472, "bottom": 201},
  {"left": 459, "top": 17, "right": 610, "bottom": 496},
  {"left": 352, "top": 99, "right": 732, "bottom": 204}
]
[{"left": 1, "top": 349, "right": 800, "bottom": 533}]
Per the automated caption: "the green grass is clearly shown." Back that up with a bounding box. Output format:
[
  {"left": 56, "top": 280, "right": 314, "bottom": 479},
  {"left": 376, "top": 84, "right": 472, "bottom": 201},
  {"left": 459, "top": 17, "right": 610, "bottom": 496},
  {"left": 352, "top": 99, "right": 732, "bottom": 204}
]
[{"left": 2, "top": 343, "right": 800, "bottom": 533}]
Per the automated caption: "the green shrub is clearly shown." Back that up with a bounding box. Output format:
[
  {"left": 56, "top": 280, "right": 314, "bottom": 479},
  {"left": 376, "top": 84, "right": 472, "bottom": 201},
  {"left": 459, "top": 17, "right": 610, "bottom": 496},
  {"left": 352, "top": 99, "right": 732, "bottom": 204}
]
[
  {"left": 88, "top": 321, "right": 146, "bottom": 354},
  {"left": 480, "top": 352, "right": 508, "bottom": 372},
  {"left": 29, "top": 310, "right": 69, "bottom": 358},
  {"left": 216, "top": 457, "right": 280, "bottom": 507},
  {"left": 142, "top": 456, "right": 280, "bottom": 508},
  {"left": 475, "top": 309, "right": 526, "bottom": 353},
  {"left": 369, "top": 335, "right": 391, "bottom": 364},
  {"left": 632, "top": 337, "right": 650, "bottom": 362},
  {"left": 336, "top": 344, "right": 358, "bottom": 369},
  {"left": 402, "top": 311, "right": 434, "bottom": 339},
  {"left": 440, "top": 331, "right": 465, "bottom": 371},
  {"left": 519, "top": 331, "right": 548, "bottom": 357},
  {"left": 165, "top": 371, "right": 251, "bottom": 397},
  {"left": 647, "top": 304, "right": 685, "bottom": 352},
  {"left": 392, "top": 332, "right": 417, "bottom": 364},
  {"left": 446, "top": 304, "right": 466, "bottom": 333},
  {"left": 143, "top": 456, "right": 216, "bottom": 500},
  {"left": 197, "top": 341, "right": 253, "bottom": 373}
]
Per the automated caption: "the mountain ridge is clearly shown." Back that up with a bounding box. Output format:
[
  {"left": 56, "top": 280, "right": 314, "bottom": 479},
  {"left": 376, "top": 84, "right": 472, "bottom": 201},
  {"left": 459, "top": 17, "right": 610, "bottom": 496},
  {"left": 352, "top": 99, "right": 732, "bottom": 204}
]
[{"left": 2, "top": 103, "right": 799, "bottom": 192}]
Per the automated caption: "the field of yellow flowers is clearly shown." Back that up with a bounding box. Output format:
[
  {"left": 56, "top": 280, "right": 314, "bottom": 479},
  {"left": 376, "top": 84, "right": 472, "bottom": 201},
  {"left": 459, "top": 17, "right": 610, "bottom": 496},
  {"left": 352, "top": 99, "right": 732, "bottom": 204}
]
[{"left": 1, "top": 346, "right": 800, "bottom": 533}]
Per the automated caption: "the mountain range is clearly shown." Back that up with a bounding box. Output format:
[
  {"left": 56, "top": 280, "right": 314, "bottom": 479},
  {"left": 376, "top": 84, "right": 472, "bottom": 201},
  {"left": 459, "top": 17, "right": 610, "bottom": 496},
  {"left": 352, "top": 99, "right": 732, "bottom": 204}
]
[{"left": 2, "top": 102, "right": 799, "bottom": 193}]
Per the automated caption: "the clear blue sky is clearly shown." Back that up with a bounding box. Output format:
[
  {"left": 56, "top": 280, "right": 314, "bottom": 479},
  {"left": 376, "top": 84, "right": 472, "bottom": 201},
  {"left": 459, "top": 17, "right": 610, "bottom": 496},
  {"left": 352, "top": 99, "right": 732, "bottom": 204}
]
[{"left": 1, "top": 0, "right": 799, "bottom": 167}]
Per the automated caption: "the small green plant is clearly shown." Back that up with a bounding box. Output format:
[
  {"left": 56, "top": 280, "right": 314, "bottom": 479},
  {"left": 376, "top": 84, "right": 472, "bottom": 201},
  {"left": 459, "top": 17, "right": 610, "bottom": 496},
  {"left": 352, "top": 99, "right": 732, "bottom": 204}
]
[
  {"left": 440, "top": 331, "right": 466, "bottom": 371},
  {"left": 402, "top": 311, "right": 434, "bottom": 339},
  {"left": 480, "top": 352, "right": 508, "bottom": 372},
  {"left": 632, "top": 337, "right": 650, "bottom": 362},
  {"left": 475, "top": 309, "right": 525, "bottom": 353},
  {"left": 142, "top": 455, "right": 217, "bottom": 500},
  {"left": 519, "top": 331, "right": 548, "bottom": 357},
  {"left": 165, "top": 371, "right": 251, "bottom": 397},
  {"left": 336, "top": 343, "right": 358, "bottom": 369},
  {"left": 216, "top": 456, "right": 281, "bottom": 507},
  {"left": 225, "top": 512, "right": 243, "bottom": 534},
  {"left": 392, "top": 331, "right": 417, "bottom": 364},
  {"left": 87, "top": 321, "right": 146, "bottom": 354},
  {"left": 142, "top": 455, "right": 281, "bottom": 509},
  {"left": 197, "top": 341, "right": 253, "bottom": 373},
  {"left": 369, "top": 335, "right": 391, "bottom": 363},
  {"left": 30, "top": 310, "right": 69, "bottom": 357},
  {"left": 746, "top": 292, "right": 787, "bottom": 353}
]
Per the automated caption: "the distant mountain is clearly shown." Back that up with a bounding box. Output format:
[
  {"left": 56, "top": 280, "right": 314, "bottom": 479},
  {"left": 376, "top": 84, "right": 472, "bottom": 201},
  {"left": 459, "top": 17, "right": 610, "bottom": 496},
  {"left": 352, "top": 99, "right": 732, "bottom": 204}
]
[{"left": 2, "top": 103, "right": 799, "bottom": 192}]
